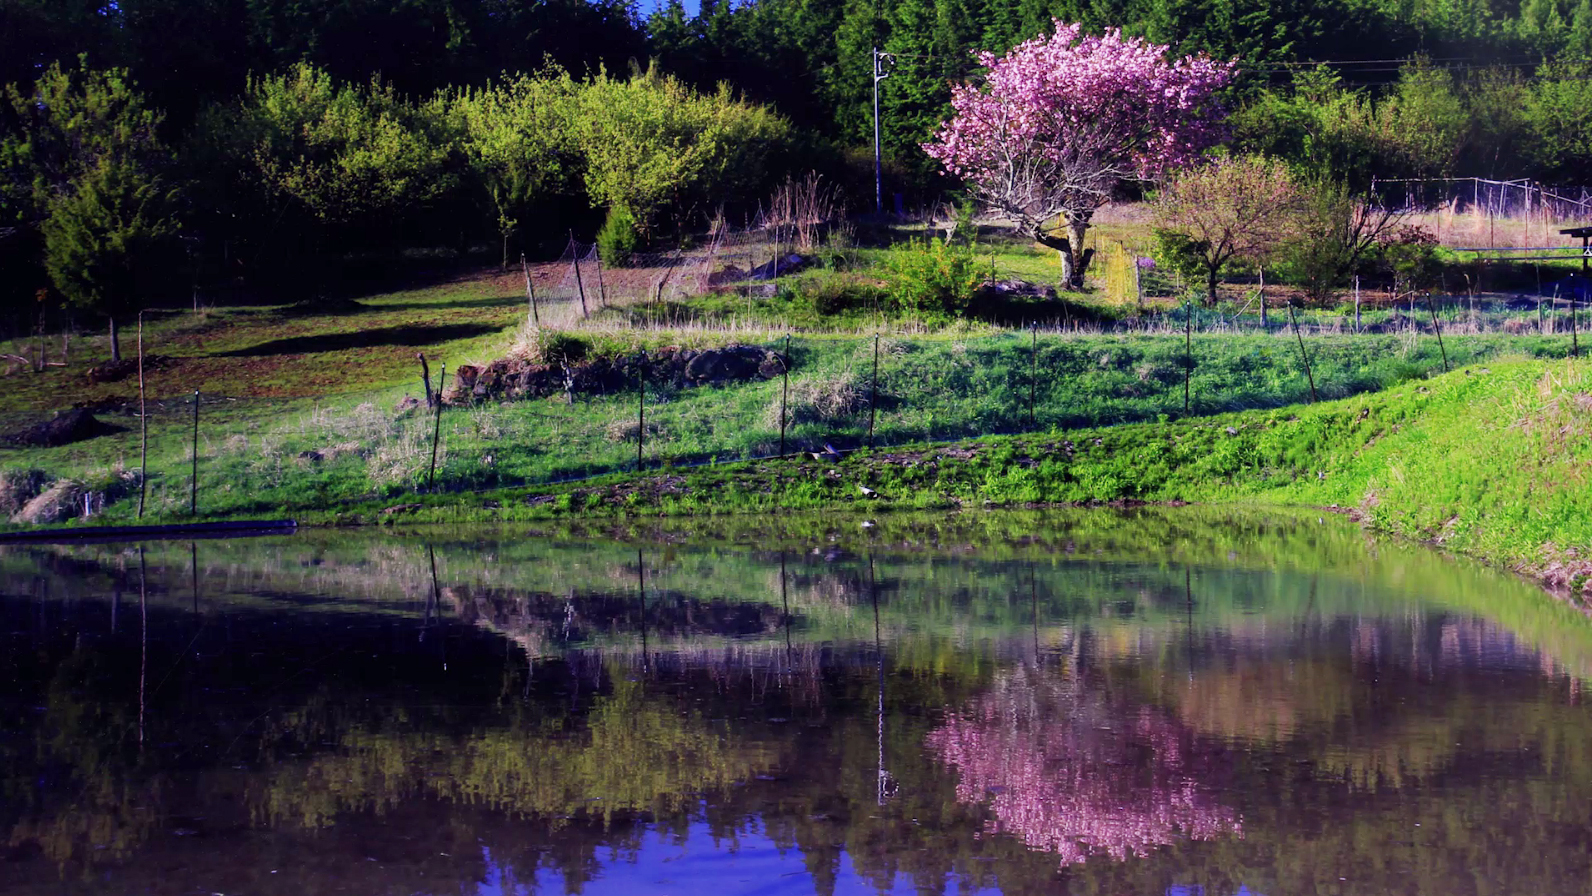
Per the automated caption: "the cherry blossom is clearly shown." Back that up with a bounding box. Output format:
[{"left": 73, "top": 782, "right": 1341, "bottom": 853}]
[{"left": 924, "top": 22, "right": 1234, "bottom": 287}]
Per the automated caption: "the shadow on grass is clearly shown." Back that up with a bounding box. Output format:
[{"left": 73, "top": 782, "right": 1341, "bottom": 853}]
[
  {"left": 367, "top": 294, "right": 526, "bottom": 313},
  {"left": 220, "top": 323, "right": 502, "bottom": 357}
]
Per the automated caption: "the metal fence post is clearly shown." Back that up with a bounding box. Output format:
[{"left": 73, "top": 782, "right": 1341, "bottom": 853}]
[
  {"left": 630, "top": 354, "right": 636, "bottom": 471},
  {"left": 868, "top": 334, "right": 880, "bottom": 448},
  {"left": 779, "top": 335, "right": 791, "bottom": 457},
  {"left": 428, "top": 365, "right": 445, "bottom": 491},
  {"left": 190, "top": 391, "right": 200, "bottom": 516},
  {"left": 1287, "top": 304, "right": 1318, "bottom": 403}
]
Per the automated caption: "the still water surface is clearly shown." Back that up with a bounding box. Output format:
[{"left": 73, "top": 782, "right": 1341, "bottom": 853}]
[{"left": 4, "top": 509, "right": 1592, "bottom": 895}]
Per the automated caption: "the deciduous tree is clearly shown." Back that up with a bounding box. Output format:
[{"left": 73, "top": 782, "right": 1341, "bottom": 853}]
[
  {"left": 1153, "top": 154, "right": 1302, "bottom": 304},
  {"left": 924, "top": 21, "right": 1232, "bottom": 289}
]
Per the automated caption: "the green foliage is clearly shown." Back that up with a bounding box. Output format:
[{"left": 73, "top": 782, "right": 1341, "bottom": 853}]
[
  {"left": 0, "top": 59, "right": 169, "bottom": 228},
  {"left": 193, "top": 63, "right": 455, "bottom": 259},
  {"left": 1521, "top": 57, "right": 1592, "bottom": 184},
  {"left": 0, "top": 59, "right": 179, "bottom": 348},
  {"left": 41, "top": 157, "right": 180, "bottom": 321},
  {"left": 596, "top": 204, "right": 641, "bottom": 268},
  {"left": 443, "top": 71, "right": 578, "bottom": 265},
  {"left": 883, "top": 238, "right": 986, "bottom": 318},
  {"left": 1376, "top": 224, "right": 1443, "bottom": 294},
  {"left": 572, "top": 63, "right": 792, "bottom": 237},
  {"left": 1154, "top": 229, "right": 1210, "bottom": 293}
]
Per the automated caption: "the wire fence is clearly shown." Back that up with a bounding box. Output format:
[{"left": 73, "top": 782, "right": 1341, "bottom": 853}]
[{"left": 6, "top": 295, "right": 1584, "bottom": 526}]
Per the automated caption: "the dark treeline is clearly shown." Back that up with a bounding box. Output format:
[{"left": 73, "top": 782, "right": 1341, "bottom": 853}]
[{"left": 2, "top": 0, "right": 1592, "bottom": 344}]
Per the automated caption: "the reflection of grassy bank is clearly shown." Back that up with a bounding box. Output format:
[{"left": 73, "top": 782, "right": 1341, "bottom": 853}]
[{"left": 8, "top": 507, "right": 1592, "bottom": 680}]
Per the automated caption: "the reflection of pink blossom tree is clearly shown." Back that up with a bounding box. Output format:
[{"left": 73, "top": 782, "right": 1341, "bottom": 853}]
[
  {"left": 922, "top": 22, "right": 1233, "bottom": 289},
  {"left": 927, "top": 668, "right": 1240, "bottom": 866}
]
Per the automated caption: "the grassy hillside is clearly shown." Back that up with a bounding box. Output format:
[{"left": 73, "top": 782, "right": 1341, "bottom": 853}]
[{"left": 335, "top": 358, "right": 1587, "bottom": 596}]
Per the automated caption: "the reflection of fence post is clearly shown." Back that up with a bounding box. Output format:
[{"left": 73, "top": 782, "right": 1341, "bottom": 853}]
[
  {"left": 779, "top": 335, "right": 791, "bottom": 457},
  {"left": 190, "top": 390, "right": 200, "bottom": 516},
  {"left": 868, "top": 334, "right": 880, "bottom": 448},
  {"left": 428, "top": 365, "right": 445, "bottom": 491},
  {"left": 521, "top": 253, "right": 539, "bottom": 327}
]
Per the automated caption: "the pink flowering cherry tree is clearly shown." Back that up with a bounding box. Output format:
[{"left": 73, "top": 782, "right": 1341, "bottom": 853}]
[{"left": 924, "top": 22, "right": 1234, "bottom": 289}]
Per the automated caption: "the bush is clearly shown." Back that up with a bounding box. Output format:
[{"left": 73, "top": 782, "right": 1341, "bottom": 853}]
[
  {"left": 597, "top": 205, "right": 640, "bottom": 268},
  {"left": 800, "top": 273, "right": 883, "bottom": 315},
  {"left": 532, "top": 331, "right": 590, "bottom": 365},
  {"left": 883, "top": 238, "right": 985, "bottom": 318}
]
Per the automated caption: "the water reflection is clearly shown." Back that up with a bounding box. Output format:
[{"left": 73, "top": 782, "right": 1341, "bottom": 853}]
[
  {"left": 930, "top": 665, "right": 1243, "bottom": 866},
  {"left": 2, "top": 509, "right": 1592, "bottom": 895}
]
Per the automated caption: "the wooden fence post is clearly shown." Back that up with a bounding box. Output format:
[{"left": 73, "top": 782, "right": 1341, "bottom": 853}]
[{"left": 522, "top": 253, "right": 540, "bottom": 327}]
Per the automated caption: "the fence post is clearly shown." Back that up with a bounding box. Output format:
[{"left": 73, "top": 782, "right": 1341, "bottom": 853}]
[
  {"left": 1287, "top": 303, "right": 1318, "bottom": 403},
  {"left": 427, "top": 365, "right": 445, "bottom": 491},
  {"left": 190, "top": 390, "right": 200, "bottom": 516},
  {"left": 522, "top": 253, "right": 540, "bottom": 328},
  {"left": 1353, "top": 275, "right": 1361, "bottom": 333},
  {"left": 594, "top": 252, "right": 608, "bottom": 309},
  {"left": 868, "top": 334, "right": 880, "bottom": 448},
  {"left": 1028, "top": 326, "right": 1038, "bottom": 429},
  {"left": 779, "top": 335, "right": 791, "bottom": 457},
  {"left": 137, "top": 312, "right": 147, "bottom": 519},
  {"left": 1573, "top": 294, "right": 1580, "bottom": 359},
  {"left": 1425, "top": 292, "right": 1449, "bottom": 372},
  {"left": 637, "top": 352, "right": 646, "bottom": 470},
  {"left": 418, "top": 352, "right": 435, "bottom": 408},
  {"left": 571, "top": 247, "right": 590, "bottom": 319},
  {"left": 1183, "top": 299, "right": 1193, "bottom": 414}
]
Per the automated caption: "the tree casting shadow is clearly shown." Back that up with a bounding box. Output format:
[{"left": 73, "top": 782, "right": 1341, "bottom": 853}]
[{"left": 220, "top": 323, "right": 501, "bottom": 357}]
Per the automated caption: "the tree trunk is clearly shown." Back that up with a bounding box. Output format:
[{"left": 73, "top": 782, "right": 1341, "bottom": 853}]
[
  {"left": 1207, "top": 267, "right": 1220, "bottom": 307},
  {"left": 109, "top": 316, "right": 121, "bottom": 364},
  {"left": 1031, "top": 218, "right": 1095, "bottom": 291}
]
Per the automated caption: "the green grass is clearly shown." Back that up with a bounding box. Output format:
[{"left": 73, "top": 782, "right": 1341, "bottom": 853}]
[
  {"left": 293, "top": 358, "right": 1589, "bottom": 597},
  {"left": 1, "top": 313, "right": 1575, "bottom": 524}
]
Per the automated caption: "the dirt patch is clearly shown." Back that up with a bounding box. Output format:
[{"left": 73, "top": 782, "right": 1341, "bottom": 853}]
[
  {"left": 6, "top": 409, "right": 125, "bottom": 447},
  {"left": 444, "top": 344, "right": 788, "bottom": 404}
]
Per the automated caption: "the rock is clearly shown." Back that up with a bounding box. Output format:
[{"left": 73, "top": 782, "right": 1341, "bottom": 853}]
[
  {"left": 381, "top": 503, "right": 423, "bottom": 516},
  {"left": 9, "top": 409, "right": 122, "bottom": 447},
  {"left": 395, "top": 396, "right": 421, "bottom": 413}
]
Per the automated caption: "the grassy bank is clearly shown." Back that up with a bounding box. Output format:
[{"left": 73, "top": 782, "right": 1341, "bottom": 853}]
[
  {"left": 0, "top": 321, "right": 1576, "bottom": 522},
  {"left": 309, "top": 358, "right": 1590, "bottom": 598}
]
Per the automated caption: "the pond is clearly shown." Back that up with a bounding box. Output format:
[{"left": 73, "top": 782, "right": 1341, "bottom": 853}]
[{"left": 3, "top": 508, "right": 1592, "bottom": 895}]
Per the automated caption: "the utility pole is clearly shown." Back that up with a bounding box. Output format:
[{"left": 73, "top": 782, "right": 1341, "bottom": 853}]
[{"left": 873, "top": 47, "right": 894, "bottom": 215}]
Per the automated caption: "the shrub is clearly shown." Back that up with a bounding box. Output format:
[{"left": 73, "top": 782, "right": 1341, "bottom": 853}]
[
  {"left": 883, "top": 238, "right": 985, "bottom": 318},
  {"left": 801, "top": 273, "right": 882, "bottom": 315},
  {"left": 527, "top": 330, "right": 590, "bottom": 365},
  {"left": 597, "top": 204, "right": 640, "bottom": 268}
]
